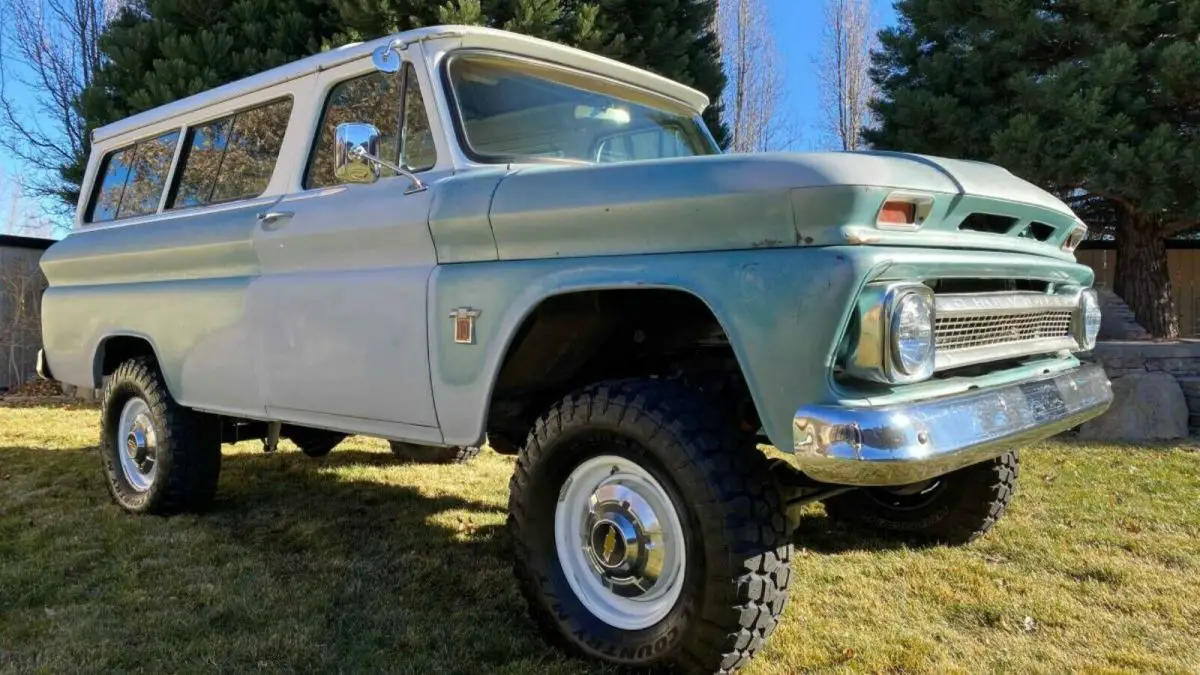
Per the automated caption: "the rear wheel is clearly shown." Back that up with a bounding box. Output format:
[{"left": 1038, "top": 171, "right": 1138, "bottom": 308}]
[
  {"left": 99, "top": 357, "right": 221, "bottom": 514},
  {"left": 509, "top": 379, "right": 792, "bottom": 673},
  {"left": 388, "top": 441, "right": 481, "bottom": 464},
  {"left": 823, "top": 451, "right": 1019, "bottom": 544}
]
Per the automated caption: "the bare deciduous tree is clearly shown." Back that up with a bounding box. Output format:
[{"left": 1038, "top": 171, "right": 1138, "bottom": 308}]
[
  {"left": 0, "top": 0, "right": 119, "bottom": 223},
  {"left": 718, "top": 0, "right": 794, "bottom": 153},
  {"left": 817, "top": 0, "right": 875, "bottom": 151},
  {"left": 0, "top": 253, "right": 47, "bottom": 390},
  {"left": 0, "top": 168, "right": 56, "bottom": 237}
]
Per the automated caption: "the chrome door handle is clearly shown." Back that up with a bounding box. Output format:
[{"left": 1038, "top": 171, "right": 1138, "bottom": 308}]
[{"left": 257, "top": 210, "right": 294, "bottom": 230}]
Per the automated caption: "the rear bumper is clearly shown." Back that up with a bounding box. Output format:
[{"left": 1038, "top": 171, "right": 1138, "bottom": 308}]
[
  {"left": 36, "top": 349, "right": 53, "bottom": 381},
  {"left": 791, "top": 364, "right": 1112, "bottom": 486}
]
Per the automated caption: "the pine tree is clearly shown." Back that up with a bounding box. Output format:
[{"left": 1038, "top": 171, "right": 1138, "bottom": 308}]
[
  {"left": 330, "top": 0, "right": 728, "bottom": 144},
  {"left": 63, "top": 0, "right": 341, "bottom": 204},
  {"left": 866, "top": 0, "right": 1200, "bottom": 339},
  {"left": 64, "top": 0, "right": 727, "bottom": 206}
]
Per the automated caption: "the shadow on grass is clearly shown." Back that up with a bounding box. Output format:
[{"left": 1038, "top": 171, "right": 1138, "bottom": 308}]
[
  {"left": 2, "top": 443, "right": 920, "bottom": 673},
  {"left": 791, "top": 510, "right": 942, "bottom": 554},
  {"left": 0, "top": 444, "right": 611, "bottom": 674}
]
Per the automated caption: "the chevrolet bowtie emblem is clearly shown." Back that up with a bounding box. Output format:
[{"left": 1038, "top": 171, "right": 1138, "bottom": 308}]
[{"left": 449, "top": 307, "right": 481, "bottom": 344}]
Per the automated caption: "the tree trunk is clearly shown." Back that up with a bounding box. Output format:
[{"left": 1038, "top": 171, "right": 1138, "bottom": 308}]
[{"left": 1113, "top": 207, "right": 1179, "bottom": 340}]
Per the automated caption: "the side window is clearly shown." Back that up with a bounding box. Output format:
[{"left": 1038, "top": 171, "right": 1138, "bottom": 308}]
[
  {"left": 305, "top": 72, "right": 401, "bottom": 189},
  {"left": 171, "top": 97, "right": 292, "bottom": 209},
  {"left": 87, "top": 130, "right": 181, "bottom": 223},
  {"left": 400, "top": 63, "right": 436, "bottom": 172}
]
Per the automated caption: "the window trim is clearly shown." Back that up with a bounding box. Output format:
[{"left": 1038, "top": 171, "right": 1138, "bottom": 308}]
[
  {"left": 439, "top": 49, "right": 713, "bottom": 165},
  {"left": 84, "top": 130, "right": 183, "bottom": 224},
  {"left": 164, "top": 95, "right": 295, "bottom": 212},
  {"left": 398, "top": 61, "right": 437, "bottom": 174}
]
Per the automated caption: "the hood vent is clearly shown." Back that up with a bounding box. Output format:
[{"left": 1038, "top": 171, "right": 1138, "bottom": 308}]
[
  {"left": 1019, "top": 221, "right": 1056, "bottom": 241},
  {"left": 959, "top": 213, "right": 1019, "bottom": 234}
]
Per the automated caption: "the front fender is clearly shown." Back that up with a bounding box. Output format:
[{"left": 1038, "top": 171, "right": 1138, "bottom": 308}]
[{"left": 427, "top": 248, "right": 866, "bottom": 450}]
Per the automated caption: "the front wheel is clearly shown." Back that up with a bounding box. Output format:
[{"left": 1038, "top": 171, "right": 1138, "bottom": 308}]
[
  {"left": 823, "top": 451, "right": 1019, "bottom": 544},
  {"left": 509, "top": 379, "right": 792, "bottom": 673}
]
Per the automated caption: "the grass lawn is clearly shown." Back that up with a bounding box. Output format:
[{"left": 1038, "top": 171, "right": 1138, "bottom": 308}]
[{"left": 2, "top": 401, "right": 1199, "bottom": 674}]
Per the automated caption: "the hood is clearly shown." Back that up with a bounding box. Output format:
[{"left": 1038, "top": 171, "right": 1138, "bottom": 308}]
[{"left": 477, "top": 152, "right": 1083, "bottom": 262}]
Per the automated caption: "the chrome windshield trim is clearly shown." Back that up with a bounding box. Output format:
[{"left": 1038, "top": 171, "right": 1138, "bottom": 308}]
[{"left": 792, "top": 364, "right": 1112, "bottom": 486}]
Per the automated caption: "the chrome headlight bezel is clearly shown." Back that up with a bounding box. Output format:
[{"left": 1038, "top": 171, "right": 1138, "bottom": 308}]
[
  {"left": 842, "top": 282, "right": 937, "bottom": 385},
  {"left": 1076, "top": 288, "right": 1101, "bottom": 350}
]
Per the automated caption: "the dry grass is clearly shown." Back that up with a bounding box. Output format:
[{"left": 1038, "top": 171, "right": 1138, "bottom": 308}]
[{"left": 1, "top": 402, "right": 1198, "bottom": 674}]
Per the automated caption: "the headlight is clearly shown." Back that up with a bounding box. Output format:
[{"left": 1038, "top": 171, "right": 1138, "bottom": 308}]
[
  {"left": 889, "top": 289, "right": 936, "bottom": 381},
  {"left": 1077, "top": 289, "right": 1101, "bottom": 350},
  {"left": 841, "top": 283, "right": 936, "bottom": 384}
]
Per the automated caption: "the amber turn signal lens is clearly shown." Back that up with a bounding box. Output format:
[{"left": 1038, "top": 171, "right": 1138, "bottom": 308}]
[{"left": 878, "top": 201, "right": 917, "bottom": 226}]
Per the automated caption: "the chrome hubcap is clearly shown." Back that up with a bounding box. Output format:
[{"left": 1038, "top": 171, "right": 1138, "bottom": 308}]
[
  {"left": 116, "top": 397, "right": 158, "bottom": 492},
  {"left": 555, "top": 455, "right": 686, "bottom": 630}
]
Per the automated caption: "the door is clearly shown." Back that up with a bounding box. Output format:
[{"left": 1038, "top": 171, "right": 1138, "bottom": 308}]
[{"left": 247, "top": 60, "right": 443, "bottom": 430}]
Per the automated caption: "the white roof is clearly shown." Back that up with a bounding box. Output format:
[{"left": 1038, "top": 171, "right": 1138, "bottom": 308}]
[{"left": 93, "top": 25, "right": 711, "bottom": 144}]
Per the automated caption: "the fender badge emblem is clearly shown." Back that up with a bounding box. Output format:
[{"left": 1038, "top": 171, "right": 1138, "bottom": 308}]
[{"left": 449, "top": 307, "right": 481, "bottom": 344}]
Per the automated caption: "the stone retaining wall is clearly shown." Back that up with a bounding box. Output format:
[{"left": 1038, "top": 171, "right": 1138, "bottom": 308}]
[{"left": 1085, "top": 341, "right": 1200, "bottom": 434}]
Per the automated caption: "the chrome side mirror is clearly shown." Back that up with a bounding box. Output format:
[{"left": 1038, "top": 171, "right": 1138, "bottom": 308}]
[
  {"left": 334, "top": 122, "right": 427, "bottom": 193},
  {"left": 335, "top": 122, "right": 382, "bottom": 184},
  {"left": 372, "top": 42, "right": 403, "bottom": 73}
]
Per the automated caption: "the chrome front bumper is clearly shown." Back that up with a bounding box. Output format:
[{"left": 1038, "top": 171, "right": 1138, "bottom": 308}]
[{"left": 792, "top": 364, "right": 1112, "bottom": 486}]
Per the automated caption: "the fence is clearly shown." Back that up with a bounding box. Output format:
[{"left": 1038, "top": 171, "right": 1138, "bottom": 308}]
[{"left": 1076, "top": 242, "right": 1200, "bottom": 338}]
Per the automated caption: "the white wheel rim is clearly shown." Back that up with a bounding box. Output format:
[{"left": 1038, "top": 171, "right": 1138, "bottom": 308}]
[
  {"left": 554, "top": 455, "right": 687, "bottom": 630},
  {"left": 116, "top": 397, "right": 158, "bottom": 492}
]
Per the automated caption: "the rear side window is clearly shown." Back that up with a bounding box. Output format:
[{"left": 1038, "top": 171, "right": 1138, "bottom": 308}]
[
  {"left": 170, "top": 97, "right": 292, "bottom": 209},
  {"left": 88, "top": 130, "right": 181, "bottom": 223}
]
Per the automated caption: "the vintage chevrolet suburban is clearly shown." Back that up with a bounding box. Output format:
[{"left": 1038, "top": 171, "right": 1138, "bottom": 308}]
[{"left": 38, "top": 25, "right": 1112, "bottom": 674}]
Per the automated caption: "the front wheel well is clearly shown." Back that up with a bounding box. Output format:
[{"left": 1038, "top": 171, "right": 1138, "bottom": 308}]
[{"left": 485, "top": 289, "right": 761, "bottom": 450}]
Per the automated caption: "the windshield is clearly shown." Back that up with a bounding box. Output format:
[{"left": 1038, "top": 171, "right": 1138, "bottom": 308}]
[{"left": 445, "top": 52, "right": 718, "bottom": 164}]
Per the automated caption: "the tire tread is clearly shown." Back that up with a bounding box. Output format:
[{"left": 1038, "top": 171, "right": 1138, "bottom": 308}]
[{"left": 508, "top": 378, "right": 792, "bottom": 673}]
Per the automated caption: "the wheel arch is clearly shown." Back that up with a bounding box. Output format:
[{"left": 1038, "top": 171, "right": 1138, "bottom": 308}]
[
  {"left": 93, "top": 332, "right": 168, "bottom": 391},
  {"left": 430, "top": 268, "right": 771, "bottom": 450}
]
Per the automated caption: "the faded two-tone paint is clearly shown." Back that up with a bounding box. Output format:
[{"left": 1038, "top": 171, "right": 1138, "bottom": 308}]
[{"left": 41, "top": 151, "right": 1094, "bottom": 451}]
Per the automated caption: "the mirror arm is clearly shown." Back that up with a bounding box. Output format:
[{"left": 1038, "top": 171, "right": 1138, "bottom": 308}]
[{"left": 350, "top": 147, "right": 427, "bottom": 193}]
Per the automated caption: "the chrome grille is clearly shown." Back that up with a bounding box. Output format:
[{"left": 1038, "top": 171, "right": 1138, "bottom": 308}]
[
  {"left": 936, "top": 310, "right": 1074, "bottom": 352},
  {"left": 932, "top": 292, "right": 1082, "bottom": 370}
]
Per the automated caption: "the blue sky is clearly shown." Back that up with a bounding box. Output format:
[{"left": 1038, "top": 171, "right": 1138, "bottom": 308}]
[
  {"left": 0, "top": 0, "right": 899, "bottom": 234},
  {"left": 767, "top": 0, "right": 897, "bottom": 149}
]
